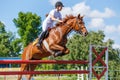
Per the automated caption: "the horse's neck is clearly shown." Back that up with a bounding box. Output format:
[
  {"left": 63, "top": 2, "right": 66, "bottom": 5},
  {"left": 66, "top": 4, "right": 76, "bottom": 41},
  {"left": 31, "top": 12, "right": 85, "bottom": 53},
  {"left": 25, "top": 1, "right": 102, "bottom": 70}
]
[{"left": 56, "top": 24, "right": 72, "bottom": 37}]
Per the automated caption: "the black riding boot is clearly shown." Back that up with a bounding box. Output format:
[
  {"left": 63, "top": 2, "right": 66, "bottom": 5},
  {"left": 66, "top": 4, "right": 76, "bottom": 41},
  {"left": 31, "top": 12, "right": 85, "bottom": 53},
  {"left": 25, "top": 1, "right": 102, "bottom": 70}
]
[{"left": 36, "top": 30, "right": 48, "bottom": 47}]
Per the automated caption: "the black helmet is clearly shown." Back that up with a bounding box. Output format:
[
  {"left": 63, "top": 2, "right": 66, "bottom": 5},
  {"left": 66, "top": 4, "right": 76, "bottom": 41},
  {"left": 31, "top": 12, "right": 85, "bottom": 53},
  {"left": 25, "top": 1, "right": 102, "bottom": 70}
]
[{"left": 55, "top": 1, "right": 64, "bottom": 8}]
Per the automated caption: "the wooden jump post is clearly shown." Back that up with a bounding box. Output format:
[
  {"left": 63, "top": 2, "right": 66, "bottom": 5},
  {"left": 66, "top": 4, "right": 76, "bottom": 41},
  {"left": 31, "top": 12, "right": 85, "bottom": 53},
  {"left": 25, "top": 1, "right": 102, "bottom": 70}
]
[
  {"left": 0, "top": 45, "right": 108, "bottom": 80},
  {"left": 89, "top": 45, "right": 108, "bottom": 80}
]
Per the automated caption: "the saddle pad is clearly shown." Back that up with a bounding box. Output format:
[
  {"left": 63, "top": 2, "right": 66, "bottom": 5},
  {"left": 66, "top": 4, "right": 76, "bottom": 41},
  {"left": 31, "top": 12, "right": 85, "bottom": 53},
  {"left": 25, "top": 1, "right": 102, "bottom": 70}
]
[{"left": 32, "top": 38, "right": 38, "bottom": 46}]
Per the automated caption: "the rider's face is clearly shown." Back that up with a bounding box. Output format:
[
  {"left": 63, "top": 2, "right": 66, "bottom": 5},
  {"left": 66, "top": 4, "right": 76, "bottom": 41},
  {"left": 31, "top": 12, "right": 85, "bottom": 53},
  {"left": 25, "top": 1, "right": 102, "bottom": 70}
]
[{"left": 56, "top": 6, "right": 62, "bottom": 11}]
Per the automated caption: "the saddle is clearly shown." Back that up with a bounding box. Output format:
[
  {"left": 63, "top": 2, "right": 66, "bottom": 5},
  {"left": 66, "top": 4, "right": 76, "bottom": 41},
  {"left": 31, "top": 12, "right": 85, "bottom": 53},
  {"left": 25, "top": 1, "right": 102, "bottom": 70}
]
[{"left": 33, "top": 30, "right": 49, "bottom": 46}]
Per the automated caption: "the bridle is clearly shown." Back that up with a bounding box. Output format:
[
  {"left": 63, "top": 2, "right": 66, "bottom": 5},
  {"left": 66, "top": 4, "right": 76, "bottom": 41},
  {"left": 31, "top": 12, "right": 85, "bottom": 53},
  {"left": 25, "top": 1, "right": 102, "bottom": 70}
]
[
  {"left": 75, "top": 17, "right": 86, "bottom": 35},
  {"left": 61, "top": 17, "right": 86, "bottom": 36}
]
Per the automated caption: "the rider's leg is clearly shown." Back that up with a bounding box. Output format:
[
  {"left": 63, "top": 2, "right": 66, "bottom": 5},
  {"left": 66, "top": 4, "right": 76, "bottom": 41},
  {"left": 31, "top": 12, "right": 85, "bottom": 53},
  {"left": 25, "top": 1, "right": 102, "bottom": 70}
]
[{"left": 37, "top": 30, "right": 47, "bottom": 47}]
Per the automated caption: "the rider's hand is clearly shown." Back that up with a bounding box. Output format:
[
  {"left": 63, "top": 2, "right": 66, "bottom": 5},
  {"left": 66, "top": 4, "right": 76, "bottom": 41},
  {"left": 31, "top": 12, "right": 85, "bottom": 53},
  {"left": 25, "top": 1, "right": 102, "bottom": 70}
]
[
  {"left": 56, "top": 19, "right": 63, "bottom": 23},
  {"left": 59, "top": 20, "right": 63, "bottom": 23},
  {"left": 48, "top": 27, "right": 51, "bottom": 31}
]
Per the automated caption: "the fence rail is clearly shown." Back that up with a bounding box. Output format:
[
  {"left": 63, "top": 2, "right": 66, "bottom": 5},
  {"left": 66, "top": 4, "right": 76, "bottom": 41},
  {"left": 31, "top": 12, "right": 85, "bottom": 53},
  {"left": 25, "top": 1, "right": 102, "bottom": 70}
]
[
  {"left": 0, "top": 70, "right": 89, "bottom": 75},
  {"left": 0, "top": 60, "right": 89, "bottom": 64}
]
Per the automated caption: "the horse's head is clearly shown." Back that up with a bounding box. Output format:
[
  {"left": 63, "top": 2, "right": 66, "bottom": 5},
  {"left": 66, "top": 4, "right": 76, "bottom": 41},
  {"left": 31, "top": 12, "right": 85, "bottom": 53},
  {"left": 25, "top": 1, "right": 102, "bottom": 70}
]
[
  {"left": 55, "top": 14, "right": 88, "bottom": 36},
  {"left": 71, "top": 14, "right": 88, "bottom": 36}
]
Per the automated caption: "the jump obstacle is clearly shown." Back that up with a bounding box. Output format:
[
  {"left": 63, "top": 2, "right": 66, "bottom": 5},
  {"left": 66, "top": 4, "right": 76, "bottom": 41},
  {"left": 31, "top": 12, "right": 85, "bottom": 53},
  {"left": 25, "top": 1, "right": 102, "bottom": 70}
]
[{"left": 0, "top": 45, "right": 108, "bottom": 80}]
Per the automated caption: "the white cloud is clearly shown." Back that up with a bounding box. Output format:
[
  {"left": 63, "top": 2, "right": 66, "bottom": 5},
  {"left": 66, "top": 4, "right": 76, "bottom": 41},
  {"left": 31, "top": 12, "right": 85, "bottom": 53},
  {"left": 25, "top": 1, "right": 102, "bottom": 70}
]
[
  {"left": 60, "top": 1, "right": 119, "bottom": 49},
  {"left": 72, "top": 2, "right": 91, "bottom": 16},
  {"left": 61, "top": 1, "right": 116, "bottom": 33},
  {"left": 104, "top": 25, "right": 117, "bottom": 34},
  {"left": 61, "top": 2, "right": 115, "bottom": 19},
  {"left": 89, "top": 18, "right": 105, "bottom": 28},
  {"left": 117, "top": 25, "right": 120, "bottom": 35},
  {"left": 103, "top": 25, "right": 120, "bottom": 49},
  {"left": 61, "top": 2, "right": 90, "bottom": 17},
  {"left": 89, "top": 8, "right": 115, "bottom": 18},
  {"left": 113, "top": 44, "right": 120, "bottom": 49},
  {"left": 103, "top": 25, "right": 120, "bottom": 36},
  {"left": 49, "top": 0, "right": 61, "bottom": 6},
  {"left": 61, "top": 7, "right": 73, "bottom": 17},
  {"left": 104, "top": 36, "right": 110, "bottom": 42},
  {"left": 61, "top": 1, "right": 118, "bottom": 35},
  {"left": 0, "top": 21, "right": 5, "bottom": 25}
]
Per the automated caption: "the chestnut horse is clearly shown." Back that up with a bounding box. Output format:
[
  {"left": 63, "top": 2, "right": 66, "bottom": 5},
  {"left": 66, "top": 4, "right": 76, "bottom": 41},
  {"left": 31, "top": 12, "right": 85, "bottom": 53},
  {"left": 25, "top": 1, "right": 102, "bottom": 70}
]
[{"left": 18, "top": 14, "right": 88, "bottom": 80}]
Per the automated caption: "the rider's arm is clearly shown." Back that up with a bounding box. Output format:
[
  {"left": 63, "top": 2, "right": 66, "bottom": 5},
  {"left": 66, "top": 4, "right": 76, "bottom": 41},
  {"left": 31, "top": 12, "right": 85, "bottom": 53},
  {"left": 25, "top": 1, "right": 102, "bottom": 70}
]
[
  {"left": 49, "top": 14, "right": 63, "bottom": 22},
  {"left": 49, "top": 10, "right": 63, "bottom": 22}
]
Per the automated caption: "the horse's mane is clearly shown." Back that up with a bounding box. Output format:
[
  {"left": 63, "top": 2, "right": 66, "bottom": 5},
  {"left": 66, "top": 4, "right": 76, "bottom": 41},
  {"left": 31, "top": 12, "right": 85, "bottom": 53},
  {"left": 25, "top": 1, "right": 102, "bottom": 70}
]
[{"left": 55, "top": 15, "right": 75, "bottom": 26}]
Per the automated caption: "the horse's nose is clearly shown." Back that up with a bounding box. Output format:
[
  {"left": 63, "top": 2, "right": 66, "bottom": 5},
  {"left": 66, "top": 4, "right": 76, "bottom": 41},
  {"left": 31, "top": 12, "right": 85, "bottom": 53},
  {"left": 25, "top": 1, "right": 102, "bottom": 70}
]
[{"left": 85, "top": 32, "right": 88, "bottom": 36}]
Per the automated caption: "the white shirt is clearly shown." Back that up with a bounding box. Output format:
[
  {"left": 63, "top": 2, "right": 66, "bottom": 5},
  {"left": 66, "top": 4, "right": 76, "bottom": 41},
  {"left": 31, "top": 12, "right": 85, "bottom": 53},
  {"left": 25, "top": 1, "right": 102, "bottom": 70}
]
[{"left": 42, "top": 9, "right": 62, "bottom": 31}]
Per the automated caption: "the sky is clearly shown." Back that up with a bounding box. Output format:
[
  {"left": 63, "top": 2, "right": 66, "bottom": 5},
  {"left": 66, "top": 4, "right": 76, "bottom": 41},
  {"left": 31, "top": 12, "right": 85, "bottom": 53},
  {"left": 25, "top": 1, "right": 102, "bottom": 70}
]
[{"left": 0, "top": 0, "right": 120, "bottom": 49}]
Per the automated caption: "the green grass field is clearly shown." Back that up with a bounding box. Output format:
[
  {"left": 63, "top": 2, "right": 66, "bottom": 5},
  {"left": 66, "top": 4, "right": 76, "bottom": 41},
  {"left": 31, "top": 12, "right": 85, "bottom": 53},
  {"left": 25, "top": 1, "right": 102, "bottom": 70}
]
[{"left": 0, "top": 75, "right": 77, "bottom": 80}]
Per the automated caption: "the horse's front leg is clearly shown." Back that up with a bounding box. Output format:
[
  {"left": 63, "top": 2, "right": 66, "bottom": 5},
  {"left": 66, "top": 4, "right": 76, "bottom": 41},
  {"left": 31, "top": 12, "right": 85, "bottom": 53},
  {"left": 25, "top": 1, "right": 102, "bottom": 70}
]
[{"left": 49, "top": 44, "right": 65, "bottom": 57}]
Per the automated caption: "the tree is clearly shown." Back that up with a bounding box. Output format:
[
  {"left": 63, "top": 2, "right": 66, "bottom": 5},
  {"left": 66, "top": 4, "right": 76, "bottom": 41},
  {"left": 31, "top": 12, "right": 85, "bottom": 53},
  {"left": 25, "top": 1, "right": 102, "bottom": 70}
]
[
  {"left": 65, "top": 31, "right": 107, "bottom": 60},
  {"left": 0, "top": 21, "right": 10, "bottom": 57},
  {"left": 65, "top": 31, "right": 120, "bottom": 61},
  {"left": 0, "top": 21, "right": 21, "bottom": 57},
  {"left": 13, "top": 12, "right": 42, "bottom": 47},
  {"left": 9, "top": 36, "right": 22, "bottom": 57},
  {"left": 0, "top": 21, "right": 6, "bottom": 33},
  {"left": 108, "top": 48, "right": 120, "bottom": 79},
  {"left": 65, "top": 30, "right": 120, "bottom": 79}
]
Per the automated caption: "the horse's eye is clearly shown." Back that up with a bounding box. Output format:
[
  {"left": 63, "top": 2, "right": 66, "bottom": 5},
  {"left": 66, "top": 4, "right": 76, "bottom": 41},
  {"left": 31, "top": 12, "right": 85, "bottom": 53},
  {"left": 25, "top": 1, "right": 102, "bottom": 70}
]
[
  {"left": 79, "top": 22, "right": 82, "bottom": 24},
  {"left": 80, "top": 21, "right": 84, "bottom": 24}
]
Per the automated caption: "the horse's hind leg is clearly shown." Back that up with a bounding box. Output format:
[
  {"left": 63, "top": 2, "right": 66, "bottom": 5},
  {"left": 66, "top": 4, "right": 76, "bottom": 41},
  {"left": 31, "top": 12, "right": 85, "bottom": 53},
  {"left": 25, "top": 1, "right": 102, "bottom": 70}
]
[
  {"left": 18, "top": 64, "right": 27, "bottom": 80},
  {"left": 26, "top": 64, "right": 38, "bottom": 80}
]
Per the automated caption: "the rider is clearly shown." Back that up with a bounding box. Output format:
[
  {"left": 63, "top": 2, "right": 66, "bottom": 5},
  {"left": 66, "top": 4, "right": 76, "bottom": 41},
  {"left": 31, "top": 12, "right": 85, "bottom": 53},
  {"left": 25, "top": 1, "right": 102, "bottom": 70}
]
[{"left": 37, "top": 1, "right": 64, "bottom": 47}]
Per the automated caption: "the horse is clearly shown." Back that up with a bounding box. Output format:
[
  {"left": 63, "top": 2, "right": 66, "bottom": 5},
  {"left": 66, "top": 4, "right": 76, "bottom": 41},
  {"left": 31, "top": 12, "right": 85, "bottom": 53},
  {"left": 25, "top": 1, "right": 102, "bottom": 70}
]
[{"left": 18, "top": 14, "right": 88, "bottom": 80}]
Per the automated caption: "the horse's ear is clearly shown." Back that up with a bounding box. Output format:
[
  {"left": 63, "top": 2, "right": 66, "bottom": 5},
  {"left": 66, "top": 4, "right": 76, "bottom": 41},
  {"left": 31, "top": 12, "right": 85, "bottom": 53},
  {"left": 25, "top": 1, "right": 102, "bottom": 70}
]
[
  {"left": 78, "top": 14, "right": 80, "bottom": 18},
  {"left": 81, "top": 15, "right": 85, "bottom": 19}
]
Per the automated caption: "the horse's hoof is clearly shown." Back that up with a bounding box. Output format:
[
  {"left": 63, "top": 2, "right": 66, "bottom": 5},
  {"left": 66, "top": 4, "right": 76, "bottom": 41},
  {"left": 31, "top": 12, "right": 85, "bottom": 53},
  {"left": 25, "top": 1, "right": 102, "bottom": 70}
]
[{"left": 65, "top": 49, "right": 70, "bottom": 54}]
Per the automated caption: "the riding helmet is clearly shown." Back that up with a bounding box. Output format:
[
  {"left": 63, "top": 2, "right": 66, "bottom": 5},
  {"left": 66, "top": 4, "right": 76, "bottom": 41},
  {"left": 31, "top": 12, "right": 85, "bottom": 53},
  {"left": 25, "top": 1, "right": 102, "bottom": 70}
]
[{"left": 55, "top": 1, "right": 64, "bottom": 8}]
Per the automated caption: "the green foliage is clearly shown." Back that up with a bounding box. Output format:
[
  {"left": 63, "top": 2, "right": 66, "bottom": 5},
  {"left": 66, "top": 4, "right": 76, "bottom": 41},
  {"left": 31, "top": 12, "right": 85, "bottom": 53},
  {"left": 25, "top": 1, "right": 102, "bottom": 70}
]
[
  {"left": 0, "top": 11, "right": 42, "bottom": 56},
  {"left": 0, "top": 21, "right": 11, "bottom": 56},
  {"left": 35, "top": 76, "right": 76, "bottom": 80},
  {"left": 13, "top": 12, "right": 42, "bottom": 47},
  {"left": 108, "top": 48, "right": 120, "bottom": 79},
  {"left": 64, "top": 31, "right": 120, "bottom": 78},
  {"left": 0, "top": 22, "right": 6, "bottom": 33},
  {"left": 65, "top": 31, "right": 108, "bottom": 61},
  {"left": 0, "top": 11, "right": 119, "bottom": 79},
  {"left": 66, "top": 30, "right": 118, "bottom": 63},
  {"left": 0, "top": 21, "right": 21, "bottom": 57},
  {"left": 9, "top": 37, "right": 22, "bottom": 56}
]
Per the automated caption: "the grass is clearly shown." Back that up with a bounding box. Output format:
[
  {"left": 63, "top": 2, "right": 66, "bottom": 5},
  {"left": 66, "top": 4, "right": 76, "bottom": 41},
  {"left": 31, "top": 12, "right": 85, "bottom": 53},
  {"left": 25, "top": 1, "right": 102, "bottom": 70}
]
[
  {"left": 34, "top": 76, "right": 76, "bottom": 80},
  {"left": 0, "top": 68, "right": 77, "bottom": 80},
  {"left": 0, "top": 75, "right": 18, "bottom": 80},
  {"left": 0, "top": 75, "right": 77, "bottom": 80}
]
